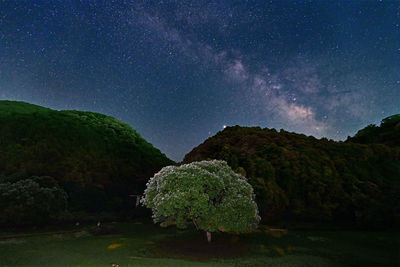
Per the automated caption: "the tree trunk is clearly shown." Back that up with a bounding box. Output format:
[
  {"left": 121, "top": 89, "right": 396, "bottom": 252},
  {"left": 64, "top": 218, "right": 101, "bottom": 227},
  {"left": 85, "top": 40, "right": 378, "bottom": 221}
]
[
  {"left": 206, "top": 231, "right": 212, "bottom": 243},
  {"left": 135, "top": 196, "right": 140, "bottom": 207}
]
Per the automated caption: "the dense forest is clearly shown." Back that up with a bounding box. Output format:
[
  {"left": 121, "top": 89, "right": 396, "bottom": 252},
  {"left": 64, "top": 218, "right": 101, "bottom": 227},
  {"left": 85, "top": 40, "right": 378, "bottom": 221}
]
[
  {"left": 1, "top": 100, "right": 399, "bottom": 228},
  {"left": 183, "top": 115, "right": 400, "bottom": 228},
  {"left": 0, "top": 101, "right": 174, "bottom": 224},
  {"left": 346, "top": 114, "right": 400, "bottom": 146}
]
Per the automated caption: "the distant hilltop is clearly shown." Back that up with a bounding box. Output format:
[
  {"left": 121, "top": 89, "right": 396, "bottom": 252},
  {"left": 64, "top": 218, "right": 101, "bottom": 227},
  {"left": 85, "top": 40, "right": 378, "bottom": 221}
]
[
  {"left": 183, "top": 114, "right": 400, "bottom": 228},
  {"left": 0, "top": 100, "right": 174, "bottom": 215},
  {"left": 346, "top": 114, "right": 400, "bottom": 147}
]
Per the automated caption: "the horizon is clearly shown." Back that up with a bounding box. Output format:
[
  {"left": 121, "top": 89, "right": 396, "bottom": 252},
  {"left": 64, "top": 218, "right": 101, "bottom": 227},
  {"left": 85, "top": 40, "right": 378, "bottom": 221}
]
[
  {"left": 2, "top": 99, "right": 397, "bottom": 162},
  {"left": 1, "top": 1, "right": 399, "bottom": 161}
]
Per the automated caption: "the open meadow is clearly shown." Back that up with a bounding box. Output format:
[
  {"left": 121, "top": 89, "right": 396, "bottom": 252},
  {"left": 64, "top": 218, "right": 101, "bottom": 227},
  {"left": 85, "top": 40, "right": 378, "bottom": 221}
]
[{"left": 0, "top": 220, "right": 398, "bottom": 267}]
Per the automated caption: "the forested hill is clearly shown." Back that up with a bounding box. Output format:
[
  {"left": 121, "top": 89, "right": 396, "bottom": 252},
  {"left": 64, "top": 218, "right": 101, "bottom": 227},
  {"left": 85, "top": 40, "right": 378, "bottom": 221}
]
[
  {"left": 346, "top": 114, "right": 400, "bottom": 146},
  {"left": 0, "top": 101, "right": 174, "bottom": 215},
  {"left": 183, "top": 116, "right": 400, "bottom": 228}
]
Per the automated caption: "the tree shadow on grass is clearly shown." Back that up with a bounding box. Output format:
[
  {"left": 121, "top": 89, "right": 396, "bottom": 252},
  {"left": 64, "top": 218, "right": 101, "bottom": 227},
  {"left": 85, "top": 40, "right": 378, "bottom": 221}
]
[{"left": 151, "top": 232, "right": 250, "bottom": 261}]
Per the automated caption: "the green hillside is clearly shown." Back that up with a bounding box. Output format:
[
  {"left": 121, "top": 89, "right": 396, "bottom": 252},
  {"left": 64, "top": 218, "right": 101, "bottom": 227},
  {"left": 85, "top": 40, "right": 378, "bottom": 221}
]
[
  {"left": 0, "top": 101, "right": 174, "bottom": 222},
  {"left": 183, "top": 119, "right": 400, "bottom": 228}
]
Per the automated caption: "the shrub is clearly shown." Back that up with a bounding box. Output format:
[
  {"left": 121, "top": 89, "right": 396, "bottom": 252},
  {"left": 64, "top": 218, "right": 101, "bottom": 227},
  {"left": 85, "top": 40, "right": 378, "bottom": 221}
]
[{"left": 0, "top": 177, "right": 68, "bottom": 225}]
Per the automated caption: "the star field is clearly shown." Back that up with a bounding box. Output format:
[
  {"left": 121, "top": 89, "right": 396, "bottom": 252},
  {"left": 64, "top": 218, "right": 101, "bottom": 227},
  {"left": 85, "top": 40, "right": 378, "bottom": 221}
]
[{"left": 0, "top": 0, "right": 399, "bottom": 161}]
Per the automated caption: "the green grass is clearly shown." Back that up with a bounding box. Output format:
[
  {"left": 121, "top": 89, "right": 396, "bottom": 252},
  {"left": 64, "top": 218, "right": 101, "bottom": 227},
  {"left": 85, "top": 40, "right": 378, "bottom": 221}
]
[{"left": 0, "top": 221, "right": 398, "bottom": 267}]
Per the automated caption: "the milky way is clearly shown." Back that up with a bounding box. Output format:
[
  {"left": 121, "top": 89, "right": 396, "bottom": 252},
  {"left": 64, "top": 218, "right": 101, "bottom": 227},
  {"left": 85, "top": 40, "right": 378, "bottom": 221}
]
[{"left": 0, "top": 1, "right": 399, "bottom": 160}]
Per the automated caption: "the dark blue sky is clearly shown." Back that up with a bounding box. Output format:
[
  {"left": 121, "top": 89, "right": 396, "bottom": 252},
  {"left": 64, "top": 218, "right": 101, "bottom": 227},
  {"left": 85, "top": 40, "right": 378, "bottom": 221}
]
[{"left": 1, "top": 0, "right": 399, "bottom": 161}]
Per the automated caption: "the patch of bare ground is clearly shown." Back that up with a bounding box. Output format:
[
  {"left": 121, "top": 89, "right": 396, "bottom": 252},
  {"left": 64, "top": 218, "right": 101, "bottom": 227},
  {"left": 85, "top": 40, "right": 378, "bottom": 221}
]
[{"left": 152, "top": 232, "right": 250, "bottom": 261}]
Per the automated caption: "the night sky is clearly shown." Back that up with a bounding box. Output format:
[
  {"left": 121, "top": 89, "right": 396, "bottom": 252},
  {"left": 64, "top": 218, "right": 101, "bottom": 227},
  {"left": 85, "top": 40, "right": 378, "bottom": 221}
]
[{"left": 1, "top": 1, "right": 399, "bottom": 161}]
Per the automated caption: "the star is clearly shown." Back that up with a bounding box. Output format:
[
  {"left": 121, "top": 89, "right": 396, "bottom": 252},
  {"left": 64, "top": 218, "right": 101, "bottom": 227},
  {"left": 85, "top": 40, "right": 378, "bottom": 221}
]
[{"left": 0, "top": 0, "right": 397, "bottom": 161}]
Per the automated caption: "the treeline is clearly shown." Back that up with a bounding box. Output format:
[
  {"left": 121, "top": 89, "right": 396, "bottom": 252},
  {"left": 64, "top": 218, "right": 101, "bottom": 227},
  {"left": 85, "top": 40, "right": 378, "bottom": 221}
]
[
  {"left": 347, "top": 114, "right": 400, "bottom": 147},
  {"left": 183, "top": 115, "right": 400, "bottom": 228},
  {"left": 0, "top": 101, "right": 174, "bottom": 224},
  {"left": 1, "top": 100, "right": 398, "bottom": 228}
]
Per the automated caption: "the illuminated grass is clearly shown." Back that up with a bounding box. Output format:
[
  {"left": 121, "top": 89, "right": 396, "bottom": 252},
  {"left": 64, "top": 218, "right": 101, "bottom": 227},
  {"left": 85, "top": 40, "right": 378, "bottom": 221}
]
[{"left": 0, "top": 221, "right": 398, "bottom": 266}]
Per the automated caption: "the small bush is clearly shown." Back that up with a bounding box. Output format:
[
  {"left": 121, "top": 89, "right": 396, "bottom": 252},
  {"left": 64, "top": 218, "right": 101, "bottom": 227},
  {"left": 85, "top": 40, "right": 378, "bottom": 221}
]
[{"left": 0, "top": 176, "right": 68, "bottom": 225}]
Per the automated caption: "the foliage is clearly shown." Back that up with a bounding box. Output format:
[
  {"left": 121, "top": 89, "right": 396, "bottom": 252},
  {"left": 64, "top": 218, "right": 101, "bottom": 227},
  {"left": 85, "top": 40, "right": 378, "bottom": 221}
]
[
  {"left": 183, "top": 121, "right": 400, "bottom": 228},
  {"left": 0, "top": 101, "right": 174, "bottom": 215},
  {"left": 0, "top": 175, "right": 68, "bottom": 225},
  {"left": 347, "top": 114, "right": 400, "bottom": 146},
  {"left": 142, "top": 160, "right": 260, "bottom": 233}
]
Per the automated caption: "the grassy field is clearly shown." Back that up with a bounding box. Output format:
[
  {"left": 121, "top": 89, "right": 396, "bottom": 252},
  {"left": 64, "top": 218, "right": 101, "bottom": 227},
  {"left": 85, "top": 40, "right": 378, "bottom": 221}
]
[{"left": 0, "top": 220, "right": 398, "bottom": 267}]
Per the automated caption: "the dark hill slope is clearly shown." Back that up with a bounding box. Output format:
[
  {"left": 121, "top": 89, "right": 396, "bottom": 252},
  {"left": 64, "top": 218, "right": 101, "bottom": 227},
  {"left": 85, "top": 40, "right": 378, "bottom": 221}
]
[
  {"left": 183, "top": 125, "right": 400, "bottom": 227},
  {"left": 0, "top": 101, "right": 174, "bottom": 213},
  {"left": 347, "top": 114, "right": 400, "bottom": 147}
]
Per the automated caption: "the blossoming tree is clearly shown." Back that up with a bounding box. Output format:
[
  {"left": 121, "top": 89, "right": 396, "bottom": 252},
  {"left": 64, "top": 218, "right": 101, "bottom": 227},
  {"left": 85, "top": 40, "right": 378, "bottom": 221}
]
[{"left": 141, "top": 160, "right": 260, "bottom": 242}]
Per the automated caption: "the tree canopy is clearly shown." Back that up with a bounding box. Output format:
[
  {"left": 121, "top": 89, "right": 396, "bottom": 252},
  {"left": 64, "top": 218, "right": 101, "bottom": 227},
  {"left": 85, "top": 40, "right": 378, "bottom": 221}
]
[
  {"left": 0, "top": 101, "right": 174, "bottom": 216},
  {"left": 183, "top": 119, "right": 400, "bottom": 228},
  {"left": 142, "top": 160, "right": 260, "bottom": 239},
  {"left": 0, "top": 175, "right": 68, "bottom": 225},
  {"left": 346, "top": 114, "right": 400, "bottom": 147}
]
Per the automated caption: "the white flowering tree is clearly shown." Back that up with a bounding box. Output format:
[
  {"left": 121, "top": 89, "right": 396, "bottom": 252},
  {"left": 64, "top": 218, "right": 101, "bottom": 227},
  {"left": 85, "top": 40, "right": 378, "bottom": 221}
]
[{"left": 141, "top": 160, "right": 260, "bottom": 242}]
